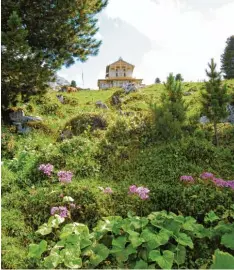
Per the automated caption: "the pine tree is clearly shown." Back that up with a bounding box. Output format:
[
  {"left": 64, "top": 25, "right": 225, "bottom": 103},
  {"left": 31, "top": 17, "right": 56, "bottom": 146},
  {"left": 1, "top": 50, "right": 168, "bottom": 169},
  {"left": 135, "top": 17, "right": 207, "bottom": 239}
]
[
  {"left": 1, "top": 11, "right": 51, "bottom": 114},
  {"left": 201, "top": 59, "right": 230, "bottom": 146},
  {"left": 175, "top": 73, "right": 184, "bottom": 81},
  {"left": 221, "top": 36, "right": 234, "bottom": 79},
  {"left": 151, "top": 73, "right": 186, "bottom": 140},
  {"left": 1, "top": 0, "right": 108, "bottom": 120},
  {"left": 71, "top": 80, "right": 77, "bottom": 87},
  {"left": 155, "top": 78, "right": 161, "bottom": 84}
]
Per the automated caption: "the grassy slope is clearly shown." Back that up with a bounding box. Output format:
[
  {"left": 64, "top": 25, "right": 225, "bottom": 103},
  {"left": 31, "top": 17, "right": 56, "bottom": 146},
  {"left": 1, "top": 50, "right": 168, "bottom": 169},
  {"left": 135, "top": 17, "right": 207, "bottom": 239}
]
[
  {"left": 2, "top": 80, "right": 234, "bottom": 269},
  {"left": 25, "top": 79, "right": 234, "bottom": 128}
]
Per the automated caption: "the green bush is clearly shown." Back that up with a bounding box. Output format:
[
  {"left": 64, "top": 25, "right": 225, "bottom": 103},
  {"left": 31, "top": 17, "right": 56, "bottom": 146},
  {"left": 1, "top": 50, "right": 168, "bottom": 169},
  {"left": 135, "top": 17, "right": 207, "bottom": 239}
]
[
  {"left": 1, "top": 236, "right": 29, "bottom": 269},
  {"left": 63, "top": 113, "right": 108, "bottom": 136}
]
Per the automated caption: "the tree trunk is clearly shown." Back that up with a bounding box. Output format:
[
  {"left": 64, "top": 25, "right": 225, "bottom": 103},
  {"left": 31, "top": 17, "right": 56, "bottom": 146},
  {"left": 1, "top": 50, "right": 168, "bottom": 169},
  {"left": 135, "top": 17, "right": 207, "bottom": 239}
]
[{"left": 214, "top": 121, "right": 219, "bottom": 146}]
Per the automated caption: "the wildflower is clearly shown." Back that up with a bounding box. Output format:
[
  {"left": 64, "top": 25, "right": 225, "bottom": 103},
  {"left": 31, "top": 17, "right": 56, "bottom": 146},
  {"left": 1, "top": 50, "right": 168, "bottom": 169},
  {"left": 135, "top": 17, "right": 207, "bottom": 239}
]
[
  {"left": 180, "top": 175, "right": 194, "bottom": 183},
  {"left": 59, "top": 206, "right": 68, "bottom": 218},
  {"left": 136, "top": 187, "right": 150, "bottom": 200},
  {"left": 227, "top": 181, "right": 234, "bottom": 190},
  {"left": 200, "top": 172, "right": 214, "bottom": 180},
  {"left": 128, "top": 185, "right": 150, "bottom": 200},
  {"left": 70, "top": 203, "right": 76, "bottom": 209},
  {"left": 39, "top": 163, "right": 54, "bottom": 176},
  {"left": 103, "top": 187, "right": 113, "bottom": 194},
  {"left": 50, "top": 206, "right": 59, "bottom": 215},
  {"left": 57, "top": 171, "right": 73, "bottom": 184},
  {"left": 98, "top": 187, "right": 113, "bottom": 194},
  {"left": 50, "top": 206, "right": 68, "bottom": 218},
  {"left": 212, "top": 178, "right": 234, "bottom": 189},
  {"left": 129, "top": 185, "right": 138, "bottom": 194}
]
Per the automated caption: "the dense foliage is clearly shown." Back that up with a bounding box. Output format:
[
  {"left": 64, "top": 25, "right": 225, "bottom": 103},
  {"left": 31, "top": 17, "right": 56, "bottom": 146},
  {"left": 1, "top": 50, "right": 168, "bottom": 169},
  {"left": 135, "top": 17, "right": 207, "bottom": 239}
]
[
  {"left": 1, "top": 81, "right": 234, "bottom": 268},
  {"left": 221, "top": 35, "right": 234, "bottom": 79},
  {"left": 1, "top": 0, "right": 107, "bottom": 117}
]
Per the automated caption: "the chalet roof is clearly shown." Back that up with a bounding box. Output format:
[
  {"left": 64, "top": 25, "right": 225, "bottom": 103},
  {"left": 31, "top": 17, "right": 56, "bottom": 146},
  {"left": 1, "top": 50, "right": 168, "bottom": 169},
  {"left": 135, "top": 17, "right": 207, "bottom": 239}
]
[{"left": 107, "top": 57, "right": 134, "bottom": 68}]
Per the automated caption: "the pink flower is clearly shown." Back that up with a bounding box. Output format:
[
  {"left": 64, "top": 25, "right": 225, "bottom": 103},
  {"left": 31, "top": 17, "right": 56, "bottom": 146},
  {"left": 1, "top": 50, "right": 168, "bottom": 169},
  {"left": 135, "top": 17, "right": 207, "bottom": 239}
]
[
  {"left": 103, "top": 187, "right": 113, "bottom": 194},
  {"left": 57, "top": 171, "right": 73, "bottom": 184},
  {"left": 180, "top": 175, "right": 194, "bottom": 183},
  {"left": 200, "top": 172, "right": 214, "bottom": 180},
  {"left": 129, "top": 185, "right": 138, "bottom": 194},
  {"left": 39, "top": 163, "right": 54, "bottom": 176},
  {"left": 70, "top": 203, "right": 76, "bottom": 209},
  {"left": 128, "top": 185, "right": 150, "bottom": 200},
  {"left": 50, "top": 206, "right": 68, "bottom": 218}
]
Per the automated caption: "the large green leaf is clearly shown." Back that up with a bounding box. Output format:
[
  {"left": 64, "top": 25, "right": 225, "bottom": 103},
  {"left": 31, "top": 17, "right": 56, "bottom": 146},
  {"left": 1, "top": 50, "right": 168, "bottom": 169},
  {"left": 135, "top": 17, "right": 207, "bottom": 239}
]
[
  {"left": 204, "top": 211, "right": 219, "bottom": 223},
  {"left": 175, "top": 233, "right": 193, "bottom": 249},
  {"left": 36, "top": 223, "right": 52, "bottom": 235},
  {"left": 182, "top": 216, "right": 197, "bottom": 231},
  {"left": 80, "top": 238, "right": 92, "bottom": 249},
  {"left": 221, "top": 232, "right": 234, "bottom": 250},
  {"left": 130, "top": 217, "right": 149, "bottom": 229},
  {"left": 149, "top": 250, "right": 174, "bottom": 269},
  {"left": 211, "top": 249, "right": 234, "bottom": 269},
  {"left": 44, "top": 252, "right": 62, "bottom": 269},
  {"left": 48, "top": 215, "right": 65, "bottom": 228},
  {"left": 134, "top": 259, "right": 148, "bottom": 269},
  {"left": 174, "top": 244, "right": 186, "bottom": 266},
  {"left": 28, "top": 240, "right": 47, "bottom": 259},
  {"left": 90, "top": 244, "right": 109, "bottom": 267},
  {"left": 141, "top": 228, "right": 156, "bottom": 242},
  {"left": 60, "top": 247, "right": 82, "bottom": 269},
  {"left": 112, "top": 236, "right": 127, "bottom": 249},
  {"left": 146, "top": 229, "right": 170, "bottom": 250},
  {"left": 129, "top": 234, "right": 144, "bottom": 248}
]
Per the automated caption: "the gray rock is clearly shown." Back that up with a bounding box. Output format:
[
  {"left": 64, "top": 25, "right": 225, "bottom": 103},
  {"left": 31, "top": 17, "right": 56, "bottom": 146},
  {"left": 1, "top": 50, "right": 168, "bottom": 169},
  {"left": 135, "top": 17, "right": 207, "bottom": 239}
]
[
  {"left": 112, "top": 95, "right": 121, "bottom": 105},
  {"left": 227, "top": 104, "right": 234, "bottom": 123},
  {"left": 199, "top": 116, "right": 210, "bottom": 124},
  {"left": 56, "top": 94, "right": 64, "bottom": 104},
  {"left": 9, "top": 110, "right": 25, "bottom": 122},
  {"left": 9, "top": 109, "right": 42, "bottom": 133},
  {"left": 123, "top": 83, "right": 138, "bottom": 93},
  {"left": 22, "top": 116, "right": 42, "bottom": 122},
  {"left": 95, "top": 101, "right": 109, "bottom": 109},
  {"left": 12, "top": 122, "right": 31, "bottom": 134}
]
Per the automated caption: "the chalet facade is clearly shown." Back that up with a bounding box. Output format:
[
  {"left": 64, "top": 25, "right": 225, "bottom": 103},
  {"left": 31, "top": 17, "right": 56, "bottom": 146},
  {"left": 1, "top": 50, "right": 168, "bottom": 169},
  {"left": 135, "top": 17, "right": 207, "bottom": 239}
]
[{"left": 98, "top": 57, "right": 143, "bottom": 89}]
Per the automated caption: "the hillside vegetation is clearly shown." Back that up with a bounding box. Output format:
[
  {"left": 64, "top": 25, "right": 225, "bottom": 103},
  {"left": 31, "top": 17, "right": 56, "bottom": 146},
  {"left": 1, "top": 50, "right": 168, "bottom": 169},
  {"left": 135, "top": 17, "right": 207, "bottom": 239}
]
[{"left": 2, "top": 80, "right": 234, "bottom": 269}]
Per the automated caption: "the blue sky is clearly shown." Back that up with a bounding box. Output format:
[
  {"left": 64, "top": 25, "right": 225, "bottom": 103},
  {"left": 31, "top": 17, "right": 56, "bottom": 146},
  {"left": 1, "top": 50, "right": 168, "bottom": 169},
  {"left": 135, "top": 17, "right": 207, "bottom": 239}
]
[{"left": 57, "top": 0, "right": 234, "bottom": 89}]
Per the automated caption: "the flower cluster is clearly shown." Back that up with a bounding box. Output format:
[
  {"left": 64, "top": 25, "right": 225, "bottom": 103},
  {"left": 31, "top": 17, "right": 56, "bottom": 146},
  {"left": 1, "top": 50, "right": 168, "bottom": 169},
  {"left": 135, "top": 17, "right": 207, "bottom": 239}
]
[
  {"left": 38, "top": 163, "right": 54, "bottom": 176},
  {"left": 128, "top": 185, "right": 150, "bottom": 200},
  {"left": 180, "top": 175, "right": 194, "bottom": 183},
  {"left": 200, "top": 172, "right": 214, "bottom": 180},
  {"left": 212, "top": 178, "right": 234, "bottom": 189},
  {"left": 98, "top": 187, "right": 113, "bottom": 194},
  {"left": 50, "top": 206, "right": 68, "bottom": 218},
  {"left": 57, "top": 171, "right": 73, "bottom": 184}
]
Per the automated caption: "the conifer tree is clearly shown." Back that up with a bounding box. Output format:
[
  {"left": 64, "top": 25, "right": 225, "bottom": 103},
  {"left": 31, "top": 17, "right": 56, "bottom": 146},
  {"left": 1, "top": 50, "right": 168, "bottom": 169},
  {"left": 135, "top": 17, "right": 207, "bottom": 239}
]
[
  {"left": 221, "top": 36, "right": 234, "bottom": 79},
  {"left": 175, "top": 73, "right": 184, "bottom": 81},
  {"left": 71, "top": 80, "right": 77, "bottom": 88},
  {"left": 151, "top": 73, "right": 186, "bottom": 140},
  {"left": 201, "top": 59, "right": 230, "bottom": 146},
  {"left": 1, "top": 0, "right": 108, "bottom": 120},
  {"left": 155, "top": 78, "right": 161, "bottom": 84}
]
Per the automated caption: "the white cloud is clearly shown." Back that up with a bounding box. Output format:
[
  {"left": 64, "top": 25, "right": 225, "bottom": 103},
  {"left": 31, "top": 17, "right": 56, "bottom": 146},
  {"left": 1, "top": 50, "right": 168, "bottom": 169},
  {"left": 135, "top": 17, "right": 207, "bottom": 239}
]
[{"left": 105, "top": 0, "right": 234, "bottom": 83}]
